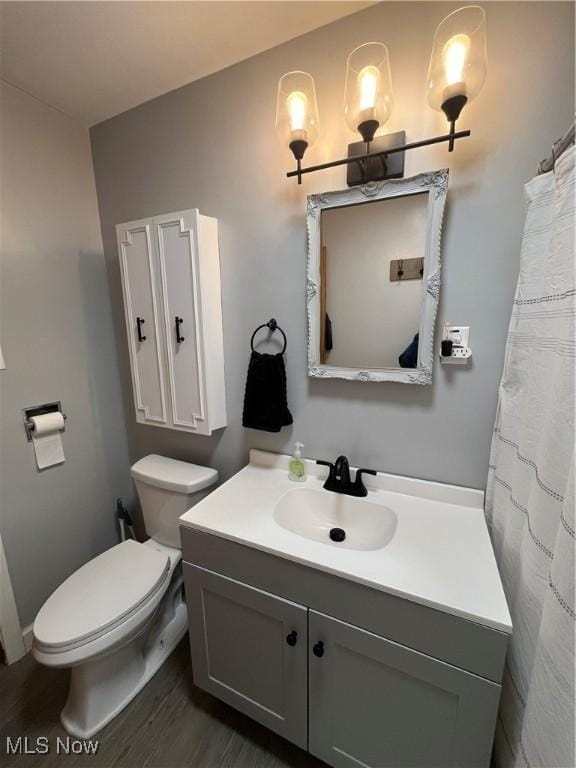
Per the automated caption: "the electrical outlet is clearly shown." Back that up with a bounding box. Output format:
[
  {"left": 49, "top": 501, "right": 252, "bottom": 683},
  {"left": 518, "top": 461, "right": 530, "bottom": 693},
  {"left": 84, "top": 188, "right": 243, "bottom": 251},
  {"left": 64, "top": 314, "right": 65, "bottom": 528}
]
[{"left": 440, "top": 325, "right": 472, "bottom": 365}]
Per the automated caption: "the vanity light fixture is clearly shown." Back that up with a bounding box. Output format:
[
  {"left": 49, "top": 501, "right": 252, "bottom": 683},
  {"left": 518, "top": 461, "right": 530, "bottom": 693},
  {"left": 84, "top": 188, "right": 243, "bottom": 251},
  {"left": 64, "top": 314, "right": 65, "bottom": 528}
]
[
  {"left": 279, "top": 6, "right": 486, "bottom": 185},
  {"left": 275, "top": 71, "right": 320, "bottom": 183},
  {"left": 344, "top": 43, "right": 393, "bottom": 147},
  {"left": 426, "top": 6, "right": 487, "bottom": 150}
]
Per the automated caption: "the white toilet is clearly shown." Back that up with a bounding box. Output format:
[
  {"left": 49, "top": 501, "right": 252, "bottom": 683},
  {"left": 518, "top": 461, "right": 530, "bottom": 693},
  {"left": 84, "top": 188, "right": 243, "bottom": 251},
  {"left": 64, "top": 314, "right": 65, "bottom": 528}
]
[{"left": 32, "top": 454, "right": 217, "bottom": 739}]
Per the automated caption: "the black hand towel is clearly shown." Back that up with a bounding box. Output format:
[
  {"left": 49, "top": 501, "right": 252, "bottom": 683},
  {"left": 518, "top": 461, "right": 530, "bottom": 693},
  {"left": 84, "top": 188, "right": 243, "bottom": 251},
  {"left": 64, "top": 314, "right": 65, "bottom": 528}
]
[{"left": 242, "top": 351, "right": 293, "bottom": 432}]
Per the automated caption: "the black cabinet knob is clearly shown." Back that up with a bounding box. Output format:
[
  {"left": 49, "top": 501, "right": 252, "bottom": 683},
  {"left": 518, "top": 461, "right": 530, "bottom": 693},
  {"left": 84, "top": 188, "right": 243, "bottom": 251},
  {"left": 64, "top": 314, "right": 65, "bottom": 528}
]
[
  {"left": 312, "top": 640, "right": 325, "bottom": 658},
  {"left": 286, "top": 630, "right": 298, "bottom": 647}
]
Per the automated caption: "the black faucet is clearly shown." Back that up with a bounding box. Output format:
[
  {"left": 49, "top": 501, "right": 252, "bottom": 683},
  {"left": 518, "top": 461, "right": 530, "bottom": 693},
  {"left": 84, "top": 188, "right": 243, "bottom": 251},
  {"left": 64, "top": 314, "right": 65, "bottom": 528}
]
[{"left": 316, "top": 455, "right": 377, "bottom": 497}]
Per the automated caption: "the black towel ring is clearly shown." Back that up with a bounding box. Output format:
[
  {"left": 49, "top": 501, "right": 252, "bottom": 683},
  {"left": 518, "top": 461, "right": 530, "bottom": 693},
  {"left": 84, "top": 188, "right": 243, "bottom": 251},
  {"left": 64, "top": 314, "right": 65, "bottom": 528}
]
[{"left": 250, "top": 318, "right": 287, "bottom": 354}]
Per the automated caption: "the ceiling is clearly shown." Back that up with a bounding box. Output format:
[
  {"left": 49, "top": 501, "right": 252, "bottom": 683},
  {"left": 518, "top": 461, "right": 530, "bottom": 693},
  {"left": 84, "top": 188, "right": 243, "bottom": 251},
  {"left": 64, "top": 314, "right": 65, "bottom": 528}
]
[{"left": 1, "top": 1, "right": 371, "bottom": 126}]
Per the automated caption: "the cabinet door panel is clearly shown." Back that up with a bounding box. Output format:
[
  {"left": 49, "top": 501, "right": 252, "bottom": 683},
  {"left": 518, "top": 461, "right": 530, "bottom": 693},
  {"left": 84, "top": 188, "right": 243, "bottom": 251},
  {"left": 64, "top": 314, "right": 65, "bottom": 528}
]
[
  {"left": 309, "top": 610, "right": 500, "bottom": 768},
  {"left": 184, "top": 564, "right": 308, "bottom": 749},
  {"left": 156, "top": 213, "right": 206, "bottom": 433},
  {"left": 117, "top": 222, "right": 167, "bottom": 425}
]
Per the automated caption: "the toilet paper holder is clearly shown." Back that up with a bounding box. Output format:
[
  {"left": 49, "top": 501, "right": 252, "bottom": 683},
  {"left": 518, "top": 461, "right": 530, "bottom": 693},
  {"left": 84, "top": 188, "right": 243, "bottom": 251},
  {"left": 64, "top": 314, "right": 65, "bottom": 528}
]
[{"left": 23, "top": 401, "right": 67, "bottom": 441}]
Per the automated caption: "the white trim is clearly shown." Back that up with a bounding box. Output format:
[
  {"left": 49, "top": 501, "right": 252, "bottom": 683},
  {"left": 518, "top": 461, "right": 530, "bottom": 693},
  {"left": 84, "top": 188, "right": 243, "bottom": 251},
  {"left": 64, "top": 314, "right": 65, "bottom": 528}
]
[
  {"left": 306, "top": 170, "right": 448, "bottom": 385},
  {"left": 0, "top": 533, "right": 26, "bottom": 664}
]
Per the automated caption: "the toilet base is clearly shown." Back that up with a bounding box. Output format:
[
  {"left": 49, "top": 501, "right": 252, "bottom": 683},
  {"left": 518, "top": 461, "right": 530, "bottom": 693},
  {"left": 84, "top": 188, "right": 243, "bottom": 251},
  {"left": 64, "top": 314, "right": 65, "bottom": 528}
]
[{"left": 60, "top": 575, "right": 187, "bottom": 739}]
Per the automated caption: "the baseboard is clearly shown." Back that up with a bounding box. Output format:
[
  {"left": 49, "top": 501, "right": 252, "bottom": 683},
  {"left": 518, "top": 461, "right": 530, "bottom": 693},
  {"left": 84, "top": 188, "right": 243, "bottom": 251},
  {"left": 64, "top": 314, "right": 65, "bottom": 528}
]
[{"left": 22, "top": 623, "right": 34, "bottom": 653}]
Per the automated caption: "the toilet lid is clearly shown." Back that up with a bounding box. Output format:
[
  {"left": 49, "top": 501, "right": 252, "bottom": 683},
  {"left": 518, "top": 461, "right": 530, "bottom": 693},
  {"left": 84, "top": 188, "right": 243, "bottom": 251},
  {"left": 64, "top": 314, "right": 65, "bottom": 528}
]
[{"left": 34, "top": 540, "right": 170, "bottom": 650}]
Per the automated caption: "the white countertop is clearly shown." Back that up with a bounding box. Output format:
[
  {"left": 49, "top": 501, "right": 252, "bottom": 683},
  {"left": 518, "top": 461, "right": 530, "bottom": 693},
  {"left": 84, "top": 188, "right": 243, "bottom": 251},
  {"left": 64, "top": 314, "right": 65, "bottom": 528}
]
[{"left": 180, "top": 450, "right": 512, "bottom": 634}]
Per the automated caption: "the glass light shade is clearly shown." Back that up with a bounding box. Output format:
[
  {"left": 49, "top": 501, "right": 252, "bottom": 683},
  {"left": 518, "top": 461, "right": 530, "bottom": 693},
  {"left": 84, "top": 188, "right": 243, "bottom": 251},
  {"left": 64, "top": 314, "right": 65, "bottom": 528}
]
[
  {"left": 426, "top": 6, "right": 487, "bottom": 123},
  {"left": 275, "top": 71, "right": 319, "bottom": 160},
  {"left": 344, "top": 43, "right": 393, "bottom": 143}
]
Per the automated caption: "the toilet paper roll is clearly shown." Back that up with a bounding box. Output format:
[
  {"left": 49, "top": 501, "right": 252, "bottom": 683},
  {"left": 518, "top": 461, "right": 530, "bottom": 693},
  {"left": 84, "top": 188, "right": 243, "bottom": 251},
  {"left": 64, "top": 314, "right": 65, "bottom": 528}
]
[{"left": 30, "top": 412, "right": 65, "bottom": 470}]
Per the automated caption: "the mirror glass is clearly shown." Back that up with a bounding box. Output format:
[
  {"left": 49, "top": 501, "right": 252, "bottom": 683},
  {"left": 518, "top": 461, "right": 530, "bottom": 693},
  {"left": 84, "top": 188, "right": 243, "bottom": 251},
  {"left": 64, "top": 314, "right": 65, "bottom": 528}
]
[
  {"left": 307, "top": 170, "right": 448, "bottom": 384},
  {"left": 319, "top": 192, "right": 429, "bottom": 369}
]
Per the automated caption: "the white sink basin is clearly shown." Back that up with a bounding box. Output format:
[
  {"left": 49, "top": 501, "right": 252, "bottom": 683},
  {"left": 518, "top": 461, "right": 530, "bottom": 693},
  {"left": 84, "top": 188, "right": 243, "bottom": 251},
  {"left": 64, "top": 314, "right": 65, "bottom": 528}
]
[
  {"left": 273, "top": 488, "right": 397, "bottom": 551},
  {"left": 180, "top": 450, "right": 512, "bottom": 632}
]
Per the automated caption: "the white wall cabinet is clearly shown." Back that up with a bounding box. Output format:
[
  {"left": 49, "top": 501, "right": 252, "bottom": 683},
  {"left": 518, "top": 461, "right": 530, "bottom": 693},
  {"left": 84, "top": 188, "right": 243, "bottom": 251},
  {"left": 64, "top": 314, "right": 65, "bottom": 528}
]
[{"left": 116, "top": 210, "right": 226, "bottom": 435}]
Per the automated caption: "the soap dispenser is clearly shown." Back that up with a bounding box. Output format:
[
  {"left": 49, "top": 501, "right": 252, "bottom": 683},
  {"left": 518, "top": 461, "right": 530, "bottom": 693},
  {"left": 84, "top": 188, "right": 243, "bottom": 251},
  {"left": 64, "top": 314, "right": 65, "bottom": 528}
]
[{"left": 288, "top": 442, "right": 306, "bottom": 482}]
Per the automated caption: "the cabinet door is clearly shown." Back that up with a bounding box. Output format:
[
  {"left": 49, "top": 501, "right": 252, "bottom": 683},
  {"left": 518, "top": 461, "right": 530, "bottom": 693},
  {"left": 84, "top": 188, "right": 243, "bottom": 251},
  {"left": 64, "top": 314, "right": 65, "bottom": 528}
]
[
  {"left": 309, "top": 611, "right": 500, "bottom": 768},
  {"left": 155, "top": 211, "right": 208, "bottom": 434},
  {"left": 184, "top": 564, "right": 308, "bottom": 749},
  {"left": 116, "top": 220, "right": 167, "bottom": 426}
]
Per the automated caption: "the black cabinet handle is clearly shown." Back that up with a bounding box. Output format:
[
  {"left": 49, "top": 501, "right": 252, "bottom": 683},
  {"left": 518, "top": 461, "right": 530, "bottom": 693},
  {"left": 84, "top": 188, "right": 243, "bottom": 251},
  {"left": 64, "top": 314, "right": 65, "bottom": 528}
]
[
  {"left": 136, "top": 317, "right": 147, "bottom": 342},
  {"left": 286, "top": 631, "right": 298, "bottom": 647},
  {"left": 175, "top": 316, "right": 185, "bottom": 344},
  {"left": 312, "top": 640, "right": 325, "bottom": 658}
]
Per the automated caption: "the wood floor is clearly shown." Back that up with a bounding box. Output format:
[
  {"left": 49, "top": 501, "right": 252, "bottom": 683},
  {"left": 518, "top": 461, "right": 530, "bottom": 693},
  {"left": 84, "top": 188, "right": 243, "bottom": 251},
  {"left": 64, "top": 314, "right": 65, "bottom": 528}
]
[{"left": 0, "top": 639, "right": 325, "bottom": 768}]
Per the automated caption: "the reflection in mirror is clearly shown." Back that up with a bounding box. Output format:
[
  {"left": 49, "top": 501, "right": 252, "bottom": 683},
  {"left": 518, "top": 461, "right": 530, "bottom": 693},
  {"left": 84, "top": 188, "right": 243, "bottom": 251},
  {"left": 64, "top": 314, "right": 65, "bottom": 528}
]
[
  {"left": 306, "top": 170, "right": 448, "bottom": 384},
  {"left": 320, "top": 193, "right": 429, "bottom": 369}
]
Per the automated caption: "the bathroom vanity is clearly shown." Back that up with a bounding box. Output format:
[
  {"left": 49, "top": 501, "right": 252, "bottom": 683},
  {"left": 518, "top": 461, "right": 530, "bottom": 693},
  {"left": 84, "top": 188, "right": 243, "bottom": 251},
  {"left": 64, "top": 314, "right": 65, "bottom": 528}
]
[{"left": 179, "top": 451, "right": 511, "bottom": 768}]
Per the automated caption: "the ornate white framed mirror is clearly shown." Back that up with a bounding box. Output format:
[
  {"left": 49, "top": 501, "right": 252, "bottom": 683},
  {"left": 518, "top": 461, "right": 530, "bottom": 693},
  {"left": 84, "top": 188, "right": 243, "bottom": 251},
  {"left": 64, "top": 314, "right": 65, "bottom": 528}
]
[{"left": 306, "top": 169, "right": 448, "bottom": 384}]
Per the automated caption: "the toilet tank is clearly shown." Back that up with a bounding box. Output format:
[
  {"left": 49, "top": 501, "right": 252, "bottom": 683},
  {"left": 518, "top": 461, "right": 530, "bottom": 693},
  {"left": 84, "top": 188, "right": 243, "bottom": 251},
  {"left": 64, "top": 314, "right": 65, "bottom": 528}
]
[{"left": 131, "top": 454, "right": 218, "bottom": 548}]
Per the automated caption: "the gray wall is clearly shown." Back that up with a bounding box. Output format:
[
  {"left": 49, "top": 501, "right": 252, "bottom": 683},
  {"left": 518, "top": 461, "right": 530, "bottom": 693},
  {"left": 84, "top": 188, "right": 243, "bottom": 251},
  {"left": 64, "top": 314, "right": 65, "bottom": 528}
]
[
  {"left": 0, "top": 82, "right": 132, "bottom": 626},
  {"left": 91, "top": 2, "right": 575, "bottom": 491}
]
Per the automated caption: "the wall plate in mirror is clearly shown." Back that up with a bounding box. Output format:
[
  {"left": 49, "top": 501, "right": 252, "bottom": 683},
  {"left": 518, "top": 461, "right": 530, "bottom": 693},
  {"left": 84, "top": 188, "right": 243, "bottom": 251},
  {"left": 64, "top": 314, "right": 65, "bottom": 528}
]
[{"left": 306, "top": 169, "right": 448, "bottom": 385}]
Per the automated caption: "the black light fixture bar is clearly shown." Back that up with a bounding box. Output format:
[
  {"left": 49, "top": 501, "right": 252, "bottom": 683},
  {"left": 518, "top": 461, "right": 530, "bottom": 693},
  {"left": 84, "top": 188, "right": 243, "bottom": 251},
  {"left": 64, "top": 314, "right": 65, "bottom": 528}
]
[{"left": 287, "top": 128, "right": 471, "bottom": 183}]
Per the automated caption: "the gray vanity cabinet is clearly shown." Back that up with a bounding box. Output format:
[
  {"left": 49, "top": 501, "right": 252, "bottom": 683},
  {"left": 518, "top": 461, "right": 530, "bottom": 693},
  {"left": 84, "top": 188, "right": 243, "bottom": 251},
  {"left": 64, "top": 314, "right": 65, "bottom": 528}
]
[
  {"left": 308, "top": 610, "right": 501, "bottom": 768},
  {"left": 184, "top": 564, "right": 308, "bottom": 749},
  {"left": 182, "top": 530, "right": 507, "bottom": 768}
]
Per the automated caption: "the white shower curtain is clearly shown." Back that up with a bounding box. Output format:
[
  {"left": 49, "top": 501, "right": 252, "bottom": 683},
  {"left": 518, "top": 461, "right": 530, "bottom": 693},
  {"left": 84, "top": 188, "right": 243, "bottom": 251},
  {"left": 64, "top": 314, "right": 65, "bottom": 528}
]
[{"left": 486, "top": 145, "right": 575, "bottom": 768}]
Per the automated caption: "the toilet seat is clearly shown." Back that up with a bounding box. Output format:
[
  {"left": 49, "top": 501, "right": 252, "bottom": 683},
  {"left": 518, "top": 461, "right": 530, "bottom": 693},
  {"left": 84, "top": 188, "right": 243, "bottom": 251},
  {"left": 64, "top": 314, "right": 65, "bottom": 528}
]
[{"left": 34, "top": 540, "right": 170, "bottom": 653}]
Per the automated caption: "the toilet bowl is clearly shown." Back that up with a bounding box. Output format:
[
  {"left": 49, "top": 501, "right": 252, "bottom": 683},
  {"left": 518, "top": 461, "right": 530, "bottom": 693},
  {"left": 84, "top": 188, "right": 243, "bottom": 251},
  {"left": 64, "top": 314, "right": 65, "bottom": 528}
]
[{"left": 32, "top": 454, "right": 217, "bottom": 739}]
